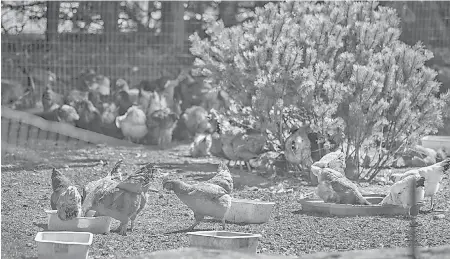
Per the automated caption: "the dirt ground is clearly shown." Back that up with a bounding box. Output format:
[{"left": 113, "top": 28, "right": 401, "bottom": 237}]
[{"left": 1, "top": 143, "right": 450, "bottom": 259}]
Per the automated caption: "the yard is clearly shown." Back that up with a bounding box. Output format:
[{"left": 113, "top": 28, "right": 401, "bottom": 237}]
[{"left": 1, "top": 143, "right": 450, "bottom": 259}]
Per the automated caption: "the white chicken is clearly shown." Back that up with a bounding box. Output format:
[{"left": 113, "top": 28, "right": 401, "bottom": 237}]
[
  {"left": 393, "top": 158, "right": 450, "bottom": 211},
  {"left": 380, "top": 174, "right": 425, "bottom": 214},
  {"left": 190, "top": 133, "right": 213, "bottom": 158},
  {"left": 115, "top": 106, "right": 148, "bottom": 143}
]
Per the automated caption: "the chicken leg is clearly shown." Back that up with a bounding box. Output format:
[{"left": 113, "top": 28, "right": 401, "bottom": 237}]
[
  {"left": 187, "top": 213, "right": 204, "bottom": 231},
  {"left": 430, "top": 196, "right": 435, "bottom": 211},
  {"left": 221, "top": 218, "right": 226, "bottom": 230}
]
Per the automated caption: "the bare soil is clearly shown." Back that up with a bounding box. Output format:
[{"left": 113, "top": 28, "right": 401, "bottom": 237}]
[{"left": 1, "top": 143, "right": 449, "bottom": 259}]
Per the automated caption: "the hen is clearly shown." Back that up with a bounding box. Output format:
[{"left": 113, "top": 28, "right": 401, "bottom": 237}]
[
  {"left": 115, "top": 105, "right": 148, "bottom": 143},
  {"left": 34, "top": 104, "right": 80, "bottom": 126},
  {"left": 310, "top": 150, "right": 346, "bottom": 184},
  {"left": 380, "top": 175, "right": 425, "bottom": 214},
  {"left": 190, "top": 133, "right": 213, "bottom": 158},
  {"left": 313, "top": 167, "right": 371, "bottom": 205},
  {"left": 206, "top": 162, "right": 233, "bottom": 194},
  {"left": 231, "top": 132, "right": 266, "bottom": 172},
  {"left": 50, "top": 168, "right": 82, "bottom": 221},
  {"left": 163, "top": 163, "right": 233, "bottom": 230},
  {"left": 146, "top": 108, "right": 178, "bottom": 149},
  {"left": 394, "top": 158, "right": 450, "bottom": 211},
  {"left": 82, "top": 163, "right": 158, "bottom": 235},
  {"left": 74, "top": 99, "right": 103, "bottom": 134},
  {"left": 284, "top": 127, "right": 313, "bottom": 171},
  {"left": 42, "top": 86, "right": 64, "bottom": 112}
]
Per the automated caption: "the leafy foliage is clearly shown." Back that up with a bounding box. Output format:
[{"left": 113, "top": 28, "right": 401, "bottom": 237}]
[{"left": 190, "top": 0, "right": 450, "bottom": 179}]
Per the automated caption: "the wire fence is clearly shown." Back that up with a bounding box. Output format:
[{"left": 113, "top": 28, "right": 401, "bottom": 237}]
[{"left": 1, "top": 1, "right": 449, "bottom": 158}]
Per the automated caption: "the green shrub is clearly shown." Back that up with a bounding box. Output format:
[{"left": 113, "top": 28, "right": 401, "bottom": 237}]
[{"left": 190, "top": 0, "right": 450, "bottom": 179}]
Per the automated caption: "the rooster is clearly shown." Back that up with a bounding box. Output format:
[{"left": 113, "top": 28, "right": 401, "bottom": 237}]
[
  {"left": 115, "top": 106, "right": 148, "bottom": 143},
  {"left": 381, "top": 175, "right": 425, "bottom": 213},
  {"left": 82, "top": 163, "right": 158, "bottom": 235},
  {"left": 50, "top": 168, "right": 82, "bottom": 221},
  {"left": 162, "top": 163, "right": 233, "bottom": 230},
  {"left": 313, "top": 167, "right": 371, "bottom": 205},
  {"left": 393, "top": 158, "right": 450, "bottom": 211}
]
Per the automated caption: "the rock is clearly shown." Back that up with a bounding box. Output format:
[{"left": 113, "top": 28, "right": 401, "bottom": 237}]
[{"left": 433, "top": 214, "right": 446, "bottom": 220}]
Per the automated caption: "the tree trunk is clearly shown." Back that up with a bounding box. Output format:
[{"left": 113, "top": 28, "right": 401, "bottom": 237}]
[
  {"left": 161, "top": 1, "right": 185, "bottom": 52},
  {"left": 218, "top": 1, "right": 237, "bottom": 27},
  {"left": 46, "top": 1, "right": 60, "bottom": 43}
]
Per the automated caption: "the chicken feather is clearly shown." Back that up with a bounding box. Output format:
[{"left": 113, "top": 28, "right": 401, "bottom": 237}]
[
  {"left": 50, "top": 168, "right": 82, "bottom": 221},
  {"left": 396, "top": 158, "right": 450, "bottom": 211},
  {"left": 381, "top": 175, "right": 425, "bottom": 211}
]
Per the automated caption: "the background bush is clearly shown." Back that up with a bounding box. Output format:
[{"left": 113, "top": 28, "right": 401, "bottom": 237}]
[{"left": 190, "top": 0, "right": 450, "bottom": 179}]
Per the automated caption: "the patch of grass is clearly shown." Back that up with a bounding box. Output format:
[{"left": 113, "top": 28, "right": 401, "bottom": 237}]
[{"left": 1, "top": 144, "right": 449, "bottom": 259}]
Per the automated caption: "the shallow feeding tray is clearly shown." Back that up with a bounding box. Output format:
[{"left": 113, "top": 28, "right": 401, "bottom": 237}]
[
  {"left": 299, "top": 194, "right": 422, "bottom": 216},
  {"left": 224, "top": 198, "right": 275, "bottom": 224},
  {"left": 35, "top": 231, "right": 93, "bottom": 259},
  {"left": 45, "top": 210, "right": 112, "bottom": 234},
  {"left": 187, "top": 231, "right": 262, "bottom": 254}
]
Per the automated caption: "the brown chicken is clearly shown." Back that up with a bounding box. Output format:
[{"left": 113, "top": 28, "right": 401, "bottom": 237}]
[
  {"left": 82, "top": 163, "right": 158, "bottom": 235},
  {"left": 146, "top": 108, "right": 178, "bottom": 149},
  {"left": 163, "top": 163, "right": 233, "bottom": 230},
  {"left": 74, "top": 99, "right": 103, "bottom": 134},
  {"left": 34, "top": 104, "right": 80, "bottom": 126},
  {"left": 231, "top": 132, "right": 266, "bottom": 172},
  {"left": 313, "top": 167, "right": 371, "bottom": 205},
  {"left": 42, "top": 86, "right": 64, "bottom": 112},
  {"left": 50, "top": 168, "right": 83, "bottom": 221}
]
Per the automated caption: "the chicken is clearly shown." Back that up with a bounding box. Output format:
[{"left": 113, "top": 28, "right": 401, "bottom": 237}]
[
  {"left": 231, "top": 132, "right": 266, "bottom": 172},
  {"left": 146, "top": 108, "right": 178, "bottom": 149},
  {"left": 313, "top": 167, "right": 371, "bottom": 205},
  {"left": 163, "top": 163, "right": 232, "bottom": 231},
  {"left": 211, "top": 113, "right": 246, "bottom": 168},
  {"left": 114, "top": 90, "right": 134, "bottom": 116},
  {"left": 190, "top": 133, "right": 213, "bottom": 158},
  {"left": 380, "top": 175, "right": 425, "bottom": 213},
  {"left": 206, "top": 162, "right": 233, "bottom": 194},
  {"left": 200, "top": 89, "right": 231, "bottom": 112},
  {"left": 115, "top": 105, "right": 148, "bottom": 143},
  {"left": 74, "top": 99, "right": 103, "bottom": 134},
  {"left": 310, "top": 150, "right": 346, "bottom": 184},
  {"left": 182, "top": 106, "right": 214, "bottom": 137},
  {"left": 82, "top": 163, "right": 158, "bottom": 235},
  {"left": 284, "top": 127, "right": 313, "bottom": 171},
  {"left": 138, "top": 88, "right": 167, "bottom": 116},
  {"left": 1, "top": 79, "right": 26, "bottom": 108},
  {"left": 50, "top": 168, "right": 82, "bottom": 221},
  {"left": 63, "top": 89, "right": 89, "bottom": 107},
  {"left": 77, "top": 69, "right": 110, "bottom": 96},
  {"left": 34, "top": 104, "right": 80, "bottom": 126},
  {"left": 42, "top": 86, "right": 64, "bottom": 112},
  {"left": 394, "top": 158, "right": 450, "bottom": 211},
  {"left": 115, "top": 78, "right": 139, "bottom": 105},
  {"left": 101, "top": 102, "right": 119, "bottom": 125}
]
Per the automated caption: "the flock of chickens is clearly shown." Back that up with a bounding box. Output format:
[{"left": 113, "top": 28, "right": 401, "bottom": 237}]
[
  {"left": 28, "top": 68, "right": 277, "bottom": 171},
  {"left": 51, "top": 160, "right": 234, "bottom": 236},
  {"left": 311, "top": 150, "right": 450, "bottom": 214},
  {"left": 50, "top": 149, "right": 449, "bottom": 240}
]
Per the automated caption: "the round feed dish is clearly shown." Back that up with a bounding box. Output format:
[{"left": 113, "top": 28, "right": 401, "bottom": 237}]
[{"left": 299, "top": 194, "right": 421, "bottom": 216}]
